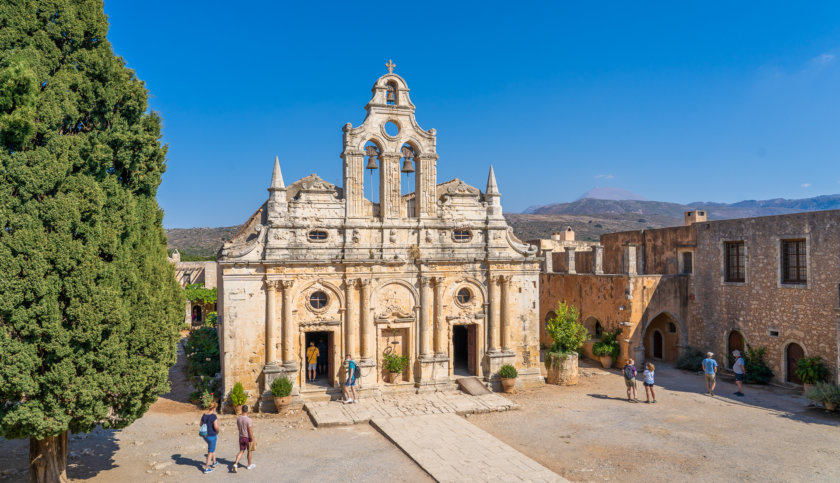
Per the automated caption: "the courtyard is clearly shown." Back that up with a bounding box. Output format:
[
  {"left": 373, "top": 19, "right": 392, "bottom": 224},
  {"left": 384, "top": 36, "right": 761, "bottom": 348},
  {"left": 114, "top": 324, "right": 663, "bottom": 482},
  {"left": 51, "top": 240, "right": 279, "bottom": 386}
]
[{"left": 1, "top": 359, "right": 837, "bottom": 482}]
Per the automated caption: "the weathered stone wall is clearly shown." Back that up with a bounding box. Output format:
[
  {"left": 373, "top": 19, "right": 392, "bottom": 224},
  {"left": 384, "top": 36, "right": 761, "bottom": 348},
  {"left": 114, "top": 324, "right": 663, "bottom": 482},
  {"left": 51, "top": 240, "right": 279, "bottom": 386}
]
[{"left": 601, "top": 225, "right": 695, "bottom": 275}]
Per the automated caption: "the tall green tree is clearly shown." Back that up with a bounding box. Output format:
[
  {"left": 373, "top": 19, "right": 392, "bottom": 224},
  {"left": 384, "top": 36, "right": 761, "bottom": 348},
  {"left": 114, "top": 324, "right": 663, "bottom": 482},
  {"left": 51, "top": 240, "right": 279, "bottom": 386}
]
[{"left": 0, "top": 1, "right": 184, "bottom": 481}]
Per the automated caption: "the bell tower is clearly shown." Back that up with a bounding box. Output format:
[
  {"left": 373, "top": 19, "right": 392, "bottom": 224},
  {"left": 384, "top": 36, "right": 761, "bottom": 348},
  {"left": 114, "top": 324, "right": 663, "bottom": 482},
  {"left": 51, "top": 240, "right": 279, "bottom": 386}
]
[{"left": 342, "top": 61, "right": 438, "bottom": 219}]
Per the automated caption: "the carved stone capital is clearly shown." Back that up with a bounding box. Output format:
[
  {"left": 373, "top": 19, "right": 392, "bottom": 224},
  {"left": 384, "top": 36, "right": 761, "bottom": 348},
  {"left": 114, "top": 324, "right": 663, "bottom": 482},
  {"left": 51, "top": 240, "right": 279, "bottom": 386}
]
[
  {"left": 280, "top": 280, "right": 295, "bottom": 290},
  {"left": 265, "top": 279, "right": 279, "bottom": 290},
  {"left": 419, "top": 276, "right": 432, "bottom": 287}
]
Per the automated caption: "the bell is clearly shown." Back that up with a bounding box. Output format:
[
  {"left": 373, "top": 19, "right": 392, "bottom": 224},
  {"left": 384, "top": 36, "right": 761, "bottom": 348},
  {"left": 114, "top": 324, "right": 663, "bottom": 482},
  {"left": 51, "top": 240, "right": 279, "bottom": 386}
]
[
  {"left": 366, "top": 156, "right": 378, "bottom": 170},
  {"left": 401, "top": 158, "right": 415, "bottom": 174},
  {"left": 386, "top": 90, "right": 396, "bottom": 103}
]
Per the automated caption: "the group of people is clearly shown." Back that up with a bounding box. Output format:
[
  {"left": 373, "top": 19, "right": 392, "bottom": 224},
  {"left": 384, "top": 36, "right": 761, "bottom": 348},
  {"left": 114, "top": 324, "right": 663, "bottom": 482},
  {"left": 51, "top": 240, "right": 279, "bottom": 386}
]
[
  {"left": 702, "top": 350, "right": 746, "bottom": 397},
  {"left": 621, "top": 359, "right": 657, "bottom": 403},
  {"left": 199, "top": 402, "right": 256, "bottom": 474}
]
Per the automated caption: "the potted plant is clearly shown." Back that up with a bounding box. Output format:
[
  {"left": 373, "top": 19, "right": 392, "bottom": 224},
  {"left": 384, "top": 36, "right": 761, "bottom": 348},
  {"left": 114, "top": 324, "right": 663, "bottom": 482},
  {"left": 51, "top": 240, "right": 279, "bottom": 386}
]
[
  {"left": 544, "top": 302, "right": 588, "bottom": 386},
  {"left": 382, "top": 352, "right": 410, "bottom": 384},
  {"left": 499, "top": 364, "right": 518, "bottom": 393},
  {"left": 806, "top": 381, "right": 840, "bottom": 412},
  {"left": 230, "top": 381, "right": 247, "bottom": 415},
  {"left": 795, "top": 356, "right": 829, "bottom": 393},
  {"left": 271, "top": 376, "right": 293, "bottom": 412},
  {"left": 592, "top": 328, "right": 622, "bottom": 369}
]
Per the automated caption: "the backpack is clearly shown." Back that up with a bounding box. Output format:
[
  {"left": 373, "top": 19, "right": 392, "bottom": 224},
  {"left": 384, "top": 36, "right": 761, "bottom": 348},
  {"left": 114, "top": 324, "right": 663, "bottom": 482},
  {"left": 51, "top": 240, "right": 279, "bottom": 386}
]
[
  {"left": 352, "top": 362, "right": 361, "bottom": 380},
  {"left": 199, "top": 422, "right": 208, "bottom": 437},
  {"left": 623, "top": 365, "right": 634, "bottom": 380}
]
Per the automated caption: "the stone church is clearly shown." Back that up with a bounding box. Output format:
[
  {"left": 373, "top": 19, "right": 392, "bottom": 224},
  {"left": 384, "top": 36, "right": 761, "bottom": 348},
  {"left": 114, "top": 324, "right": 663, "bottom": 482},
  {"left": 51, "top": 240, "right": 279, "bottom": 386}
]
[{"left": 217, "top": 64, "right": 542, "bottom": 408}]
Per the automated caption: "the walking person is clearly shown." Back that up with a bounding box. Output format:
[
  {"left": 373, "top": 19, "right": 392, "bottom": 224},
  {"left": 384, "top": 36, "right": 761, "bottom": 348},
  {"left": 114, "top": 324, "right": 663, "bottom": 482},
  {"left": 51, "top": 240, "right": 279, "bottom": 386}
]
[
  {"left": 232, "top": 405, "right": 255, "bottom": 472},
  {"left": 643, "top": 362, "right": 657, "bottom": 403},
  {"left": 306, "top": 341, "right": 319, "bottom": 382},
  {"left": 702, "top": 352, "right": 718, "bottom": 397},
  {"left": 732, "top": 350, "right": 746, "bottom": 397},
  {"left": 343, "top": 353, "right": 358, "bottom": 404},
  {"left": 199, "top": 401, "right": 219, "bottom": 474},
  {"left": 623, "top": 359, "right": 638, "bottom": 402}
]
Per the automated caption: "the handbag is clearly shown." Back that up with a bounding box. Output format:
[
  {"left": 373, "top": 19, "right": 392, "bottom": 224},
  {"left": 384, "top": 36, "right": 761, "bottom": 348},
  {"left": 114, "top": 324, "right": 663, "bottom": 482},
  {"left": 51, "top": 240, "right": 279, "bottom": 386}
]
[
  {"left": 249, "top": 440, "right": 256, "bottom": 452},
  {"left": 199, "top": 423, "right": 208, "bottom": 437}
]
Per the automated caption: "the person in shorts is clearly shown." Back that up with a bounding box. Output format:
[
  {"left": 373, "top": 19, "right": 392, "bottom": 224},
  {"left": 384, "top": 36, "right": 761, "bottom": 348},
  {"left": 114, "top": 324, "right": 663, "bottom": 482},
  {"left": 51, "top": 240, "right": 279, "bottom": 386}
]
[
  {"left": 343, "top": 353, "right": 358, "bottom": 404},
  {"left": 732, "top": 350, "right": 746, "bottom": 397},
  {"left": 232, "top": 405, "right": 255, "bottom": 472},
  {"left": 306, "top": 341, "right": 319, "bottom": 382},
  {"left": 200, "top": 401, "right": 219, "bottom": 474},
  {"left": 623, "top": 359, "right": 638, "bottom": 402},
  {"left": 702, "top": 352, "right": 718, "bottom": 397},
  {"left": 642, "top": 362, "right": 656, "bottom": 403}
]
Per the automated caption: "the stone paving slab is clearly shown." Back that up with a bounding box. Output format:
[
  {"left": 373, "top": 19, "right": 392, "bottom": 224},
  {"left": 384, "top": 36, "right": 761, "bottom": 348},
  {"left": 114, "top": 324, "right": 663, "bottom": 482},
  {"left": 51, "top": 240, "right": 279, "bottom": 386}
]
[
  {"left": 371, "top": 413, "right": 566, "bottom": 483},
  {"left": 304, "top": 391, "right": 519, "bottom": 427}
]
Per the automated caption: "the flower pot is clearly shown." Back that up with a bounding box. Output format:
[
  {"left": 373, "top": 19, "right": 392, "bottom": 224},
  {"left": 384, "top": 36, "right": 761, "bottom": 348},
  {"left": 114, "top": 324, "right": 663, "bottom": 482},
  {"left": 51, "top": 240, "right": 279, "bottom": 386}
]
[
  {"left": 599, "top": 356, "right": 613, "bottom": 369},
  {"left": 825, "top": 401, "right": 836, "bottom": 412},
  {"left": 501, "top": 377, "right": 517, "bottom": 393},
  {"left": 546, "top": 352, "right": 579, "bottom": 386},
  {"left": 803, "top": 383, "right": 814, "bottom": 395},
  {"left": 273, "top": 396, "right": 291, "bottom": 412},
  {"left": 387, "top": 372, "right": 402, "bottom": 384},
  {"left": 233, "top": 404, "right": 243, "bottom": 416}
]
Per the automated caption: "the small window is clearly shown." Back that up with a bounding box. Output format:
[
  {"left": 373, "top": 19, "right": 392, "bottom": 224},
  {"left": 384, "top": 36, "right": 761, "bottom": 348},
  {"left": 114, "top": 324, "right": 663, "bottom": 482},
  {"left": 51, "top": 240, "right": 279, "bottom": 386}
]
[
  {"left": 781, "top": 239, "right": 807, "bottom": 284},
  {"left": 725, "top": 241, "right": 745, "bottom": 282},
  {"left": 769, "top": 330, "right": 779, "bottom": 337},
  {"left": 453, "top": 229, "right": 471, "bottom": 242},
  {"left": 308, "top": 230, "right": 328, "bottom": 241},
  {"left": 668, "top": 322, "right": 677, "bottom": 334},
  {"left": 456, "top": 288, "right": 472, "bottom": 304},
  {"left": 309, "top": 291, "right": 328, "bottom": 309},
  {"left": 682, "top": 252, "right": 693, "bottom": 274}
]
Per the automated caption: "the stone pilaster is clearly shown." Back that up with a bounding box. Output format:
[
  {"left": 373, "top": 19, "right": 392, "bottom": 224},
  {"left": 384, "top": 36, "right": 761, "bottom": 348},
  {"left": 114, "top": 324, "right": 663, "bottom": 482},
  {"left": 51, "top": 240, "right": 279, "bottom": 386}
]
[
  {"left": 543, "top": 248, "right": 553, "bottom": 273},
  {"left": 488, "top": 275, "right": 501, "bottom": 353},
  {"left": 415, "top": 154, "right": 438, "bottom": 217},
  {"left": 419, "top": 277, "right": 432, "bottom": 357},
  {"left": 281, "top": 280, "right": 295, "bottom": 366},
  {"left": 380, "top": 154, "right": 401, "bottom": 218},
  {"left": 500, "top": 276, "right": 512, "bottom": 352},
  {"left": 264, "top": 280, "right": 278, "bottom": 365},
  {"left": 594, "top": 245, "right": 604, "bottom": 274},
  {"left": 342, "top": 147, "right": 365, "bottom": 218},
  {"left": 345, "top": 278, "right": 358, "bottom": 359},
  {"left": 565, "top": 247, "right": 576, "bottom": 275},
  {"left": 433, "top": 277, "right": 446, "bottom": 355},
  {"left": 623, "top": 244, "right": 638, "bottom": 276},
  {"left": 360, "top": 279, "right": 372, "bottom": 361}
]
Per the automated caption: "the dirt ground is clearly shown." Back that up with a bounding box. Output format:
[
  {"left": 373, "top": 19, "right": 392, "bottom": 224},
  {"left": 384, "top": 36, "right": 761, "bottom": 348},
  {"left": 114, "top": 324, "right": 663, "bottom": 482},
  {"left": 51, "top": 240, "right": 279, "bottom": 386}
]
[{"left": 469, "top": 361, "right": 840, "bottom": 483}]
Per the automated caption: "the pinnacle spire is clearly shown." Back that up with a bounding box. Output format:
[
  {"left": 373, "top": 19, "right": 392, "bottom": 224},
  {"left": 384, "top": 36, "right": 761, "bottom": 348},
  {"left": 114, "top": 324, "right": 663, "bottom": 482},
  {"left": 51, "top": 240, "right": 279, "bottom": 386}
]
[
  {"left": 270, "top": 156, "right": 285, "bottom": 190},
  {"left": 486, "top": 165, "right": 499, "bottom": 195}
]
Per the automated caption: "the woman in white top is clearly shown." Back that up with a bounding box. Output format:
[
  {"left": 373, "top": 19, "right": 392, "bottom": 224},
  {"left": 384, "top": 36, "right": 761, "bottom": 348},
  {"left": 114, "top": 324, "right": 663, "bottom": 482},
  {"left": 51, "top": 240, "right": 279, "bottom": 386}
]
[{"left": 643, "top": 362, "right": 657, "bottom": 404}]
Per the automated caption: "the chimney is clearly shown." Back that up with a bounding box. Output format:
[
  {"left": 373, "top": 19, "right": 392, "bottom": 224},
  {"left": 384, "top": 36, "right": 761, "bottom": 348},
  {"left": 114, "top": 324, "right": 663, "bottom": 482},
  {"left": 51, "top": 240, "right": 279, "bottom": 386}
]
[{"left": 684, "top": 210, "right": 707, "bottom": 226}]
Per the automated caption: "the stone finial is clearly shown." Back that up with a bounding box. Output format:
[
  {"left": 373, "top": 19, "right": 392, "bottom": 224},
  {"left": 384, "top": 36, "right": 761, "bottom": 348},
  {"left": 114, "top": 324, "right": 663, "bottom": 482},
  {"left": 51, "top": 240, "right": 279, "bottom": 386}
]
[
  {"left": 486, "top": 165, "right": 499, "bottom": 195},
  {"left": 270, "top": 156, "right": 285, "bottom": 191}
]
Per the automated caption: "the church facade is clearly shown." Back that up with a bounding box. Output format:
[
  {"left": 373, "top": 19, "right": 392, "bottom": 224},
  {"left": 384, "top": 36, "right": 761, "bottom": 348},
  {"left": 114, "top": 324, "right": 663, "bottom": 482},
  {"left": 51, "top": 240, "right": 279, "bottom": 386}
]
[{"left": 217, "top": 66, "right": 542, "bottom": 409}]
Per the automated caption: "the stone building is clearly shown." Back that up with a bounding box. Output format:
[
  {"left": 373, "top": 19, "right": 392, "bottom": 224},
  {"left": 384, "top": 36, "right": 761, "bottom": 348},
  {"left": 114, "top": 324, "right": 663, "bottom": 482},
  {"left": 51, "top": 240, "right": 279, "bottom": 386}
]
[
  {"left": 217, "top": 66, "right": 543, "bottom": 409},
  {"left": 540, "top": 210, "right": 840, "bottom": 384},
  {"left": 168, "top": 249, "right": 217, "bottom": 326}
]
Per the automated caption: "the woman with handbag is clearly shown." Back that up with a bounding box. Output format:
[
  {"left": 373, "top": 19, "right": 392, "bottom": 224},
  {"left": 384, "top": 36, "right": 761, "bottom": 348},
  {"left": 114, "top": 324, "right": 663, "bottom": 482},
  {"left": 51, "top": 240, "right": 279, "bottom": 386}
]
[{"left": 199, "top": 401, "right": 220, "bottom": 474}]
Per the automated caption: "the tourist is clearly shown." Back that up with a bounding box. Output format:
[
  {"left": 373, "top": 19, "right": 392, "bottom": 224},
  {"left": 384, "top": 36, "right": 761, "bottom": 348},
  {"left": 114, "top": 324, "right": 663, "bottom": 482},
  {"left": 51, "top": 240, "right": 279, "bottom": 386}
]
[
  {"left": 643, "top": 362, "right": 656, "bottom": 403},
  {"left": 199, "top": 401, "right": 219, "bottom": 474},
  {"left": 232, "top": 405, "right": 256, "bottom": 472},
  {"left": 306, "top": 341, "right": 319, "bottom": 382},
  {"left": 702, "top": 352, "right": 718, "bottom": 397},
  {"left": 343, "top": 353, "right": 358, "bottom": 404},
  {"left": 623, "top": 359, "right": 638, "bottom": 402},
  {"left": 732, "top": 350, "right": 746, "bottom": 397},
  {"left": 317, "top": 338, "right": 327, "bottom": 376}
]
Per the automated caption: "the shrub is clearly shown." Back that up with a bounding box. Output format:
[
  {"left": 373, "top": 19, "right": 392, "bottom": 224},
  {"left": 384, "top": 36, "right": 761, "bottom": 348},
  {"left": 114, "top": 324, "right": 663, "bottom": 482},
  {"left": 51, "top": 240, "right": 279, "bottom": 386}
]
[
  {"left": 271, "top": 377, "right": 293, "bottom": 398},
  {"left": 199, "top": 390, "right": 215, "bottom": 409},
  {"left": 744, "top": 345, "right": 773, "bottom": 384},
  {"left": 796, "top": 356, "right": 829, "bottom": 385},
  {"left": 592, "top": 328, "right": 621, "bottom": 359},
  {"left": 183, "top": 327, "right": 220, "bottom": 395},
  {"left": 499, "top": 364, "right": 518, "bottom": 379},
  {"left": 545, "top": 301, "right": 588, "bottom": 355},
  {"left": 676, "top": 347, "right": 705, "bottom": 371},
  {"left": 383, "top": 352, "right": 410, "bottom": 373},
  {"left": 230, "top": 382, "right": 248, "bottom": 406},
  {"left": 204, "top": 311, "right": 218, "bottom": 328},
  {"left": 806, "top": 382, "right": 840, "bottom": 407}
]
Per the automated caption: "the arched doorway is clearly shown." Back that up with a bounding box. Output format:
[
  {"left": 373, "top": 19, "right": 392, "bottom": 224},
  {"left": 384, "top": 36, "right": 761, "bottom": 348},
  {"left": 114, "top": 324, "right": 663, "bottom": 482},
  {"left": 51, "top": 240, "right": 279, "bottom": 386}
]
[
  {"left": 652, "top": 330, "right": 664, "bottom": 359},
  {"left": 644, "top": 312, "right": 682, "bottom": 363},
  {"left": 786, "top": 343, "right": 805, "bottom": 384},
  {"left": 727, "top": 330, "right": 745, "bottom": 368},
  {"left": 192, "top": 305, "right": 202, "bottom": 323}
]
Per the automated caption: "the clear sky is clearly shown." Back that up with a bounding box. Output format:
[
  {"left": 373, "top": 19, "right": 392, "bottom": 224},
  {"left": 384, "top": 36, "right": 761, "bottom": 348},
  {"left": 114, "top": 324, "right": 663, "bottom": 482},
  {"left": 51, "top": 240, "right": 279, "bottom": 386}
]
[{"left": 102, "top": 1, "right": 840, "bottom": 228}]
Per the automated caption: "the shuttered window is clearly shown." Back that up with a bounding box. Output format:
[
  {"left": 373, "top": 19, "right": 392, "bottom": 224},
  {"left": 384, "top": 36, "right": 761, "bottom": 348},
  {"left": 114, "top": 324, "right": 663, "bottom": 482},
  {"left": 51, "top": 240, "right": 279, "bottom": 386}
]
[
  {"left": 724, "top": 242, "right": 745, "bottom": 282},
  {"left": 781, "top": 239, "right": 807, "bottom": 284}
]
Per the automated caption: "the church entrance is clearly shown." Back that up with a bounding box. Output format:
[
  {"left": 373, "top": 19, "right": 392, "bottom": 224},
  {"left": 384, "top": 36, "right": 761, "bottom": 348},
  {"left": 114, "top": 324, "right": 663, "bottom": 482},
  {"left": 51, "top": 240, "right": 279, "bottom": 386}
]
[
  {"left": 305, "top": 331, "right": 333, "bottom": 388},
  {"left": 452, "top": 325, "right": 477, "bottom": 376}
]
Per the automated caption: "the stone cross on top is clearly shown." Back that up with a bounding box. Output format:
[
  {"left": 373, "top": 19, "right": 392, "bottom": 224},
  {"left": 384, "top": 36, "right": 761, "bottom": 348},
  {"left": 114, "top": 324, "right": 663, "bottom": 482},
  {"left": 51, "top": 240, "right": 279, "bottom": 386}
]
[{"left": 386, "top": 59, "right": 396, "bottom": 73}]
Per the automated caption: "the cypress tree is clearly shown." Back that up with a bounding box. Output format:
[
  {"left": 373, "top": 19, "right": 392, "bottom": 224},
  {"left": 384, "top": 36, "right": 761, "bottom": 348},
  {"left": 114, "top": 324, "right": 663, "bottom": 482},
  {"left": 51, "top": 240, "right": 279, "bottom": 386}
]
[{"left": 0, "top": 1, "right": 185, "bottom": 480}]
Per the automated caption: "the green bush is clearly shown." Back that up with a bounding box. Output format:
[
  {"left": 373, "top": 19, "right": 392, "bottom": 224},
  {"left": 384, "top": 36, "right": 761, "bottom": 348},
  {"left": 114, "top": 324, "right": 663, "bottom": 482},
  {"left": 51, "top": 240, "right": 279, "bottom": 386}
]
[
  {"left": 744, "top": 345, "right": 774, "bottom": 384},
  {"left": 204, "top": 311, "right": 218, "bottom": 328},
  {"left": 183, "top": 327, "right": 220, "bottom": 392},
  {"left": 383, "top": 352, "right": 410, "bottom": 373},
  {"left": 806, "top": 382, "right": 840, "bottom": 407},
  {"left": 796, "top": 356, "right": 829, "bottom": 384},
  {"left": 592, "top": 328, "right": 621, "bottom": 359},
  {"left": 545, "top": 301, "right": 588, "bottom": 355},
  {"left": 499, "top": 364, "right": 518, "bottom": 379},
  {"left": 676, "top": 346, "right": 705, "bottom": 371},
  {"left": 199, "top": 390, "right": 215, "bottom": 409},
  {"left": 230, "top": 382, "right": 248, "bottom": 406},
  {"left": 271, "top": 377, "right": 293, "bottom": 398}
]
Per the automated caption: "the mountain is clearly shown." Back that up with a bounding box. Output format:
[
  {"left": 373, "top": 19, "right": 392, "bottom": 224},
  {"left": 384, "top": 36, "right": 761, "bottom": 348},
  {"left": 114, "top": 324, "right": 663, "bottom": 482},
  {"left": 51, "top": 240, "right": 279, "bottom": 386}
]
[
  {"left": 576, "top": 187, "right": 648, "bottom": 201},
  {"left": 526, "top": 198, "right": 689, "bottom": 218}
]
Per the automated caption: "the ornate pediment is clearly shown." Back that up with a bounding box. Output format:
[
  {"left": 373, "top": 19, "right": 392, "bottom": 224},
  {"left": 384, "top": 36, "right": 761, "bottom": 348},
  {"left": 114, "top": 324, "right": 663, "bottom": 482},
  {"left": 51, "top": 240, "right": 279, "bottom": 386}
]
[
  {"left": 377, "top": 304, "right": 413, "bottom": 320},
  {"left": 446, "top": 181, "right": 480, "bottom": 196}
]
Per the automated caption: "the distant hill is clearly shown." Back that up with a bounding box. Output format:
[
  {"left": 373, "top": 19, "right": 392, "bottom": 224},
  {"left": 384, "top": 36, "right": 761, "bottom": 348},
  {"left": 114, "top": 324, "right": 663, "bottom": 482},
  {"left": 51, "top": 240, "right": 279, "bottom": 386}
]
[
  {"left": 166, "top": 226, "right": 240, "bottom": 259},
  {"left": 526, "top": 198, "right": 689, "bottom": 218}
]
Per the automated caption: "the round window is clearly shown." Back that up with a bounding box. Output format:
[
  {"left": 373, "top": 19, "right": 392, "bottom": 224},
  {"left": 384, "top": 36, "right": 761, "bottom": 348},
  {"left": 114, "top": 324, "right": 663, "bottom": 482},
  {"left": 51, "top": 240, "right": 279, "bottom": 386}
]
[
  {"left": 309, "top": 291, "right": 328, "bottom": 309},
  {"left": 384, "top": 121, "right": 400, "bottom": 137},
  {"left": 456, "top": 287, "right": 472, "bottom": 304}
]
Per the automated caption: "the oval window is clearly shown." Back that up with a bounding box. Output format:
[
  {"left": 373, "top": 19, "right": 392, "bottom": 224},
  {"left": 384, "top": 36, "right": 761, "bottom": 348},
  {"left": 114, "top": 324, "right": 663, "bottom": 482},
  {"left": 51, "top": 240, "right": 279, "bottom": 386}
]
[
  {"left": 453, "top": 229, "right": 471, "bottom": 242},
  {"left": 384, "top": 121, "right": 400, "bottom": 137},
  {"left": 309, "top": 291, "right": 328, "bottom": 309},
  {"left": 308, "top": 230, "right": 328, "bottom": 241},
  {"left": 456, "top": 287, "right": 472, "bottom": 304}
]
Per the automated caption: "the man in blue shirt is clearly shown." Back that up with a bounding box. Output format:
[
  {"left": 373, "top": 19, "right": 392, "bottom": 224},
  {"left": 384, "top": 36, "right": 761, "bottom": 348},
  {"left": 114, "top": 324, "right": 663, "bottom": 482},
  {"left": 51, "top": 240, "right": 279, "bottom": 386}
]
[
  {"left": 732, "top": 350, "right": 746, "bottom": 397},
  {"left": 701, "top": 352, "right": 718, "bottom": 397},
  {"left": 343, "top": 353, "right": 358, "bottom": 404}
]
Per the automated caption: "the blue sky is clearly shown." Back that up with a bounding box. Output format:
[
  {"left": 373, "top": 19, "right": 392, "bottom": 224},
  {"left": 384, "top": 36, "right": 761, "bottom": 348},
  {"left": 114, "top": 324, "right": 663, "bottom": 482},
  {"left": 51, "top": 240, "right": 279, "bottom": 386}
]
[{"left": 103, "top": 1, "right": 840, "bottom": 228}]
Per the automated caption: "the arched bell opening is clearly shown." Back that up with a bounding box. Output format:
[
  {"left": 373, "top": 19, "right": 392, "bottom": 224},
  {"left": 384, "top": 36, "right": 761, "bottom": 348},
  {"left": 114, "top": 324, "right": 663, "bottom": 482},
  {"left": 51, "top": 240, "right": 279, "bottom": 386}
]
[
  {"left": 363, "top": 141, "right": 382, "bottom": 215},
  {"left": 400, "top": 143, "right": 417, "bottom": 217}
]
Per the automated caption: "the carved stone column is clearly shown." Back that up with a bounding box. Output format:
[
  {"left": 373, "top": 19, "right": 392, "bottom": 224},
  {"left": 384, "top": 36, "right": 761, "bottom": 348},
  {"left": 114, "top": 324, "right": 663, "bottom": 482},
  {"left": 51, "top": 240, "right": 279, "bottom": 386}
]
[
  {"left": 500, "top": 276, "right": 512, "bottom": 352},
  {"left": 594, "top": 245, "right": 604, "bottom": 274},
  {"left": 380, "top": 154, "right": 401, "bottom": 218},
  {"left": 543, "top": 248, "right": 553, "bottom": 273},
  {"left": 624, "top": 244, "right": 638, "bottom": 276},
  {"left": 488, "top": 275, "right": 501, "bottom": 352},
  {"left": 342, "top": 150, "right": 365, "bottom": 218},
  {"left": 281, "top": 280, "right": 295, "bottom": 365},
  {"left": 565, "top": 247, "right": 576, "bottom": 274},
  {"left": 345, "top": 278, "right": 358, "bottom": 359},
  {"left": 419, "top": 277, "right": 432, "bottom": 357},
  {"left": 433, "top": 277, "right": 445, "bottom": 355},
  {"left": 360, "top": 279, "right": 372, "bottom": 361},
  {"left": 265, "top": 280, "right": 278, "bottom": 364}
]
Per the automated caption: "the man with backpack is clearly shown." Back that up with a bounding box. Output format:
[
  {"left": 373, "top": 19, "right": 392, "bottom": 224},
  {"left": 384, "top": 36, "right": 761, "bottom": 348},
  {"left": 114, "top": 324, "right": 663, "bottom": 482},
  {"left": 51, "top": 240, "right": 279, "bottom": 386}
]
[
  {"left": 343, "top": 353, "right": 359, "bottom": 404},
  {"left": 623, "top": 359, "right": 638, "bottom": 402}
]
